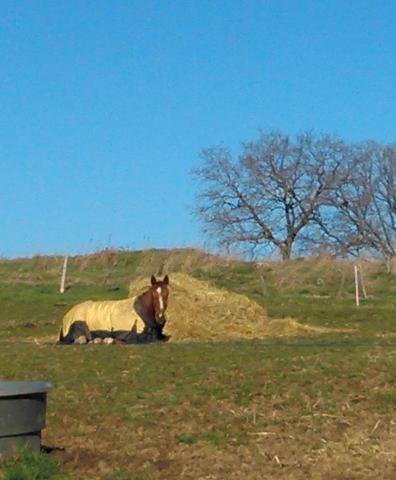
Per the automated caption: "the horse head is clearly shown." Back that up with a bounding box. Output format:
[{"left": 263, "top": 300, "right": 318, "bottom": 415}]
[{"left": 149, "top": 274, "right": 169, "bottom": 325}]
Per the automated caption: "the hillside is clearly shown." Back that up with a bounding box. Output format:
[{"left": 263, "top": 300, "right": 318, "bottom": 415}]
[
  {"left": 1, "top": 247, "right": 392, "bottom": 295},
  {"left": 0, "top": 248, "right": 228, "bottom": 287},
  {"left": 1, "top": 248, "right": 396, "bottom": 341}
]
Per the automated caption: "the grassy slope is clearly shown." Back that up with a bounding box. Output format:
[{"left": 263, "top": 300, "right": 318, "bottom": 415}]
[
  {"left": 1, "top": 248, "right": 396, "bottom": 340},
  {"left": 1, "top": 249, "right": 396, "bottom": 479}
]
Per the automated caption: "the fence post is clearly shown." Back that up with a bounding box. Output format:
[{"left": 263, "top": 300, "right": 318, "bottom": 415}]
[
  {"left": 358, "top": 263, "right": 368, "bottom": 299},
  {"left": 60, "top": 255, "right": 69, "bottom": 294},
  {"left": 354, "top": 265, "right": 360, "bottom": 307}
]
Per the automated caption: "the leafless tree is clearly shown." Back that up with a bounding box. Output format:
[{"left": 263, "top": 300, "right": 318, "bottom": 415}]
[
  {"left": 318, "top": 142, "right": 396, "bottom": 269},
  {"left": 193, "top": 131, "right": 349, "bottom": 260}
]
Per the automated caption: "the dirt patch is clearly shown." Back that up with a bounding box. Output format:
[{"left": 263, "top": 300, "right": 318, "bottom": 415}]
[{"left": 129, "top": 273, "right": 351, "bottom": 341}]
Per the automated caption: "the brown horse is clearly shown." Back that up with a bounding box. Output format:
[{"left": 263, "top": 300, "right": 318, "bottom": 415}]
[
  {"left": 131, "top": 274, "right": 170, "bottom": 340},
  {"left": 134, "top": 274, "right": 169, "bottom": 329},
  {"left": 58, "top": 275, "right": 170, "bottom": 344}
]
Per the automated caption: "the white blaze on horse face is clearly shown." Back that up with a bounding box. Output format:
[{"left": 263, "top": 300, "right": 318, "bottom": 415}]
[{"left": 156, "top": 287, "right": 164, "bottom": 313}]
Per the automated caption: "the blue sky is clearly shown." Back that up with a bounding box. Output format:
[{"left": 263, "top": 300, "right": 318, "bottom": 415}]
[{"left": 1, "top": 0, "right": 395, "bottom": 258}]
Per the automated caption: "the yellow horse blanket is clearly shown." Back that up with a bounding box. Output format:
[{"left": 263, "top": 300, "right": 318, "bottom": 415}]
[{"left": 60, "top": 297, "right": 145, "bottom": 337}]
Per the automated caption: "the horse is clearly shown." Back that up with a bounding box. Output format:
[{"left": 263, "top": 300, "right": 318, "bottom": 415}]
[{"left": 57, "top": 275, "right": 170, "bottom": 345}]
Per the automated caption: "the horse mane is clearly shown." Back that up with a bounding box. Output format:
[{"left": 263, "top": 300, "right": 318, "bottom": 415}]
[{"left": 134, "top": 289, "right": 154, "bottom": 315}]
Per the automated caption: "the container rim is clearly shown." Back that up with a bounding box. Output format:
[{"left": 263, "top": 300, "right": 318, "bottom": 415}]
[{"left": 0, "top": 380, "right": 53, "bottom": 397}]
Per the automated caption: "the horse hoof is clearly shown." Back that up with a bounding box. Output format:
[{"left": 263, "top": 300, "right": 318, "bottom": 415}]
[{"left": 74, "top": 336, "right": 87, "bottom": 345}]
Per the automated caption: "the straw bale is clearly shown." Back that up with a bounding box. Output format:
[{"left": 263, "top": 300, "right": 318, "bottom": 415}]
[
  {"left": 128, "top": 273, "right": 264, "bottom": 341},
  {"left": 129, "top": 273, "right": 348, "bottom": 341}
]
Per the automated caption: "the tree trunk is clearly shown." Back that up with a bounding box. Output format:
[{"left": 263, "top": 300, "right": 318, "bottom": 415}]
[{"left": 280, "top": 242, "right": 292, "bottom": 261}]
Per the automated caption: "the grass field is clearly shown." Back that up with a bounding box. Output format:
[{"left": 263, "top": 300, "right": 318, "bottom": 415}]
[{"left": 1, "top": 249, "right": 396, "bottom": 479}]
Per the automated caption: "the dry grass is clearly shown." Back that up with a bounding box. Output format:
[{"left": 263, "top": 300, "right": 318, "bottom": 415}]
[
  {"left": 262, "top": 318, "right": 354, "bottom": 337},
  {"left": 129, "top": 273, "right": 350, "bottom": 341},
  {"left": 256, "top": 253, "right": 382, "bottom": 297},
  {"left": 135, "top": 248, "right": 231, "bottom": 276}
]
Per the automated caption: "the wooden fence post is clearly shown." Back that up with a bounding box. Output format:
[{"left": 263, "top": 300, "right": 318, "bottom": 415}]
[
  {"left": 358, "top": 263, "right": 368, "bottom": 299},
  {"left": 60, "top": 255, "right": 69, "bottom": 294},
  {"left": 354, "top": 265, "right": 360, "bottom": 307}
]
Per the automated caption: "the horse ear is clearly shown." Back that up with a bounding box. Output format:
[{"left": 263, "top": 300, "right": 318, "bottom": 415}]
[
  {"left": 151, "top": 275, "right": 157, "bottom": 285},
  {"left": 163, "top": 275, "right": 169, "bottom": 285}
]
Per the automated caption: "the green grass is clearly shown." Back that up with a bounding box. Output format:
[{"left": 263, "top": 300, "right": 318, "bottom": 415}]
[
  {"left": 101, "top": 472, "right": 144, "bottom": 480},
  {"left": 1, "top": 341, "right": 396, "bottom": 477},
  {"left": 0, "top": 450, "right": 66, "bottom": 480},
  {"left": 1, "top": 250, "right": 396, "bottom": 478}
]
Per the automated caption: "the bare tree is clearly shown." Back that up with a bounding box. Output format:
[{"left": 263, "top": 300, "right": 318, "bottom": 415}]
[
  {"left": 193, "top": 131, "right": 349, "bottom": 260},
  {"left": 319, "top": 142, "right": 396, "bottom": 269}
]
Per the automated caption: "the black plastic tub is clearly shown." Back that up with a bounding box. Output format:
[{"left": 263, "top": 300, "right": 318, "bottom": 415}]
[{"left": 0, "top": 381, "right": 52, "bottom": 457}]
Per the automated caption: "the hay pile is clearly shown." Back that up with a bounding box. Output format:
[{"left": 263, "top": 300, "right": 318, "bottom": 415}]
[{"left": 129, "top": 273, "right": 349, "bottom": 341}]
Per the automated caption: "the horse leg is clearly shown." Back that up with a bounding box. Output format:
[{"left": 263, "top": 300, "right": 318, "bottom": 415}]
[
  {"left": 57, "top": 320, "right": 92, "bottom": 345},
  {"left": 133, "top": 300, "right": 158, "bottom": 330}
]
